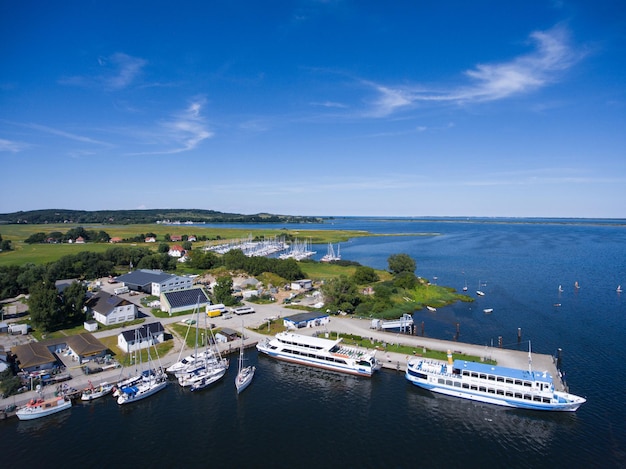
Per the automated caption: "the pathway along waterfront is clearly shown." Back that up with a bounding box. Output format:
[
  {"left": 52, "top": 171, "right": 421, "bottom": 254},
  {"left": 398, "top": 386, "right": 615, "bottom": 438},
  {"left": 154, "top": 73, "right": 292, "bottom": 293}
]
[{"left": 0, "top": 302, "right": 567, "bottom": 418}]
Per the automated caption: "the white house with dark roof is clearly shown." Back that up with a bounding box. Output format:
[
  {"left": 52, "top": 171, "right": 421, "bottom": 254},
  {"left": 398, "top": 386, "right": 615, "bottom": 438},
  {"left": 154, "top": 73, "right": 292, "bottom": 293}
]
[
  {"left": 118, "top": 322, "right": 165, "bottom": 353},
  {"left": 85, "top": 291, "right": 137, "bottom": 326}
]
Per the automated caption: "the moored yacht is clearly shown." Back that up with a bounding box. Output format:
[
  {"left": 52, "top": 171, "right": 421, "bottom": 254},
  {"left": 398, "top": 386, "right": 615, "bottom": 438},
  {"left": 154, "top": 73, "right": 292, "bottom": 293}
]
[
  {"left": 16, "top": 394, "right": 72, "bottom": 420},
  {"left": 256, "top": 332, "right": 380, "bottom": 377}
]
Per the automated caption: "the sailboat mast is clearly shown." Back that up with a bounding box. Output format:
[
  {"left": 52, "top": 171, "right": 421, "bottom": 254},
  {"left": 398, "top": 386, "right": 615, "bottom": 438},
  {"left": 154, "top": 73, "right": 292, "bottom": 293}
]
[{"left": 528, "top": 340, "right": 532, "bottom": 373}]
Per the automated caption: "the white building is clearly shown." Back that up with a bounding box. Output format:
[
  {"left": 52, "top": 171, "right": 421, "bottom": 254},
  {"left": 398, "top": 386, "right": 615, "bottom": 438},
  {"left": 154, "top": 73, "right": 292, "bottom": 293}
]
[
  {"left": 283, "top": 312, "right": 330, "bottom": 330},
  {"left": 115, "top": 269, "right": 193, "bottom": 296},
  {"left": 85, "top": 291, "right": 137, "bottom": 326},
  {"left": 290, "top": 279, "right": 313, "bottom": 291},
  {"left": 118, "top": 322, "right": 165, "bottom": 353}
]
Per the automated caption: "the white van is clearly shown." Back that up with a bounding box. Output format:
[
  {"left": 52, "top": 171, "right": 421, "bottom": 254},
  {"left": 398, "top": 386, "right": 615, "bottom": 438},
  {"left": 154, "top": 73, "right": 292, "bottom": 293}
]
[
  {"left": 207, "top": 303, "right": 227, "bottom": 317},
  {"left": 233, "top": 306, "right": 255, "bottom": 315}
]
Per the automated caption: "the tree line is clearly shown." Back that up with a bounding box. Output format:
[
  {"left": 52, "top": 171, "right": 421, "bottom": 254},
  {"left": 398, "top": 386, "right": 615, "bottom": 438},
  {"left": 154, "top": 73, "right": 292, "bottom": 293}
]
[{"left": 0, "top": 208, "right": 322, "bottom": 224}]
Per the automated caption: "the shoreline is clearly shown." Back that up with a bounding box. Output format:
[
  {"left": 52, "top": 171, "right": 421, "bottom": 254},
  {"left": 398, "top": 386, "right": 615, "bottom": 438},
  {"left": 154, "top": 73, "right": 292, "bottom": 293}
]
[{"left": 0, "top": 300, "right": 563, "bottom": 419}]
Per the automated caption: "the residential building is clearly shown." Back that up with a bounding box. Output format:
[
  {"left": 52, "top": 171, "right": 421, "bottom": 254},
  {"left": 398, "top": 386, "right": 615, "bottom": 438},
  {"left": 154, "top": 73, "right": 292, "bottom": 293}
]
[
  {"left": 85, "top": 291, "right": 137, "bottom": 326},
  {"left": 168, "top": 244, "right": 185, "bottom": 257},
  {"left": 118, "top": 322, "right": 165, "bottom": 353}
]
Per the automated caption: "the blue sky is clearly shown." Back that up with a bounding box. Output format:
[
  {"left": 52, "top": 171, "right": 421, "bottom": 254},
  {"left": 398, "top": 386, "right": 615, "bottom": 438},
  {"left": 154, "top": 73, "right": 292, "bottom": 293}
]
[{"left": 1, "top": 1, "right": 625, "bottom": 218}]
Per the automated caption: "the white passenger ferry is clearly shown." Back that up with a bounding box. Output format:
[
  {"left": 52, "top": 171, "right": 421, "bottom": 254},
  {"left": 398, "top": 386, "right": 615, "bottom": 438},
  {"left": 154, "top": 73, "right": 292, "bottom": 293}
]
[
  {"left": 256, "top": 332, "right": 381, "bottom": 377},
  {"left": 405, "top": 349, "right": 586, "bottom": 412}
]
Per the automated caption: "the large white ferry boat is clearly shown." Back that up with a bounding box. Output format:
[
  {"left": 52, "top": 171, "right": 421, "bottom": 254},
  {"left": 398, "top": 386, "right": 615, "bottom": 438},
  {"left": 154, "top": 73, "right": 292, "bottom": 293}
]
[
  {"left": 405, "top": 349, "right": 586, "bottom": 412},
  {"left": 256, "top": 332, "right": 381, "bottom": 377}
]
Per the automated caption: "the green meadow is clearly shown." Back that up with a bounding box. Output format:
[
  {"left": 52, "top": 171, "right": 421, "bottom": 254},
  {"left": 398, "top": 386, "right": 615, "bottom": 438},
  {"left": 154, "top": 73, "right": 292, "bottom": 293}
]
[{"left": 0, "top": 223, "right": 381, "bottom": 266}]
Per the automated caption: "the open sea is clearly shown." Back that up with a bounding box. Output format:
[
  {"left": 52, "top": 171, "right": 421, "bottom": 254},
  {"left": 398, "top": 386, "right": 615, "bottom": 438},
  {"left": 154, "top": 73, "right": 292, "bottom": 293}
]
[{"left": 2, "top": 217, "right": 625, "bottom": 469}]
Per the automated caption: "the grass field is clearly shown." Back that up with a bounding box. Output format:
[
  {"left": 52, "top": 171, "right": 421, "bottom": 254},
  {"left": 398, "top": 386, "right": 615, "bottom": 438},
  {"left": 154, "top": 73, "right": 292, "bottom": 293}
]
[
  {"left": 0, "top": 223, "right": 382, "bottom": 267},
  {"left": 300, "top": 261, "right": 393, "bottom": 282}
]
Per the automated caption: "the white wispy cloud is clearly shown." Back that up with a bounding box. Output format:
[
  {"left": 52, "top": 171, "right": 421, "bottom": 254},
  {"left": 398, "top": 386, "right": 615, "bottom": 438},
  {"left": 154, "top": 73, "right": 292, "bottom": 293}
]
[
  {"left": 133, "top": 98, "right": 213, "bottom": 154},
  {"left": 104, "top": 53, "right": 147, "bottom": 90},
  {"left": 310, "top": 101, "right": 349, "bottom": 109},
  {"left": 363, "top": 25, "right": 582, "bottom": 116},
  {"left": 60, "top": 52, "right": 147, "bottom": 90},
  {"left": 25, "top": 123, "right": 110, "bottom": 145},
  {"left": 0, "top": 138, "right": 28, "bottom": 152}
]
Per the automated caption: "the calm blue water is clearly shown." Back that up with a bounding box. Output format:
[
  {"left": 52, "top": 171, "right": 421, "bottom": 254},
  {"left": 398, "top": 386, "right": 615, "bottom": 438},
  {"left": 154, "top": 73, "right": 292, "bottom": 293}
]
[{"left": 2, "top": 218, "right": 625, "bottom": 468}]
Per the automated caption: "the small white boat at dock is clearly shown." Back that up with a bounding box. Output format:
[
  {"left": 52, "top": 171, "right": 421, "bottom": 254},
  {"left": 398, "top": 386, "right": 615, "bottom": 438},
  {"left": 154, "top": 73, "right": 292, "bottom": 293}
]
[{"left": 81, "top": 381, "right": 113, "bottom": 401}]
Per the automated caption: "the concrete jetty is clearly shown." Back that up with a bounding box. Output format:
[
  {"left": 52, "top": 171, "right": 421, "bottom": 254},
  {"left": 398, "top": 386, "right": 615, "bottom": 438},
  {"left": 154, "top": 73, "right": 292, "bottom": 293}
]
[{"left": 315, "top": 315, "right": 565, "bottom": 391}]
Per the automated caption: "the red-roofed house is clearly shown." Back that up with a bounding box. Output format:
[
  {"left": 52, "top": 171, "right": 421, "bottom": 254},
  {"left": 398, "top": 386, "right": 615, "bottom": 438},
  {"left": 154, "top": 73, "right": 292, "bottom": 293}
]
[{"left": 168, "top": 245, "right": 185, "bottom": 257}]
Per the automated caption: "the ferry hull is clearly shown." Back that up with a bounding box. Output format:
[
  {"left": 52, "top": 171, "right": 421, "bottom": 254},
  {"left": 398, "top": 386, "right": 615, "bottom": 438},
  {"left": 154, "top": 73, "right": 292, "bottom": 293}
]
[
  {"left": 405, "top": 362, "right": 585, "bottom": 412},
  {"left": 259, "top": 349, "right": 375, "bottom": 377},
  {"left": 256, "top": 332, "right": 380, "bottom": 378}
]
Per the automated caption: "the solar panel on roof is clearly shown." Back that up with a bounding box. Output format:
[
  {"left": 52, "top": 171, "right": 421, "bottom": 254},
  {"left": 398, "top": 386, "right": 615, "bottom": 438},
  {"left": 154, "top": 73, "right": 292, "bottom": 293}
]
[{"left": 164, "top": 288, "right": 209, "bottom": 309}]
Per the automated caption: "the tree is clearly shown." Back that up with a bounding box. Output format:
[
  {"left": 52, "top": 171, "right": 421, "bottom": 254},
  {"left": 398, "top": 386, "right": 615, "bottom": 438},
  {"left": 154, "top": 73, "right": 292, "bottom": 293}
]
[
  {"left": 188, "top": 251, "right": 220, "bottom": 270},
  {"left": 61, "top": 281, "right": 87, "bottom": 325},
  {"left": 352, "top": 266, "right": 379, "bottom": 284},
  {"left": 388, "top": 253, "right": 416, "bottom": 275},
  {"left": 24, "top": 232, "right": 48, "bottom": 244},
  {"left": 28, "top": 282, "right": 62, "bottom": 332},
  {"left": 223, "top": 249, "right": 247, "bottom": 271},
  {"left": 158, "top": 242, "right": 170, "bottom": 253},
  {"left": 321, "top": 275, "right": 361, "bottom": 313},
  {"left": 213, "top": 275, "right": 236, "bottom": 306},
  {"left": 394, "top": 271, "right": 417, "bottom": 290}
]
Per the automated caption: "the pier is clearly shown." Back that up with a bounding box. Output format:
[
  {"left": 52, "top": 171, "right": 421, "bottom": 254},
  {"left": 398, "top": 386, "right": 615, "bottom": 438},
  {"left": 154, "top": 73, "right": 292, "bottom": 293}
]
[{"left": 319, "top": 316, "right": 567, "bottom": 392}]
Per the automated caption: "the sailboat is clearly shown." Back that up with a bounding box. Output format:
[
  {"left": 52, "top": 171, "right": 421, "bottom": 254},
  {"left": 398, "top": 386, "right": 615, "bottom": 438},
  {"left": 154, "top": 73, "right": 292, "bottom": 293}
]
[
  {"left": 117, "top": 330, "right": 167, "bottom": 405},
  {"left": 167, "top": 299, "right": 213, "bottom": 375},
  {"left": 617, "top": 285, "right": 622, "bottom": 293},
  {"left": 476, "top": 280, "right": 485, "bottom": 296},
  {"left": 462, "top": 279, "right": 468, "bottom": 292},
  {"left": 235, "top": 321, "right": 255, "bottom": 394},
  {"left": 112, "top": 337, "right": 143, "bottom": 397},
  {"left": 320, "top": 243, "right": 341, "bottom": 262},
  {"left": 180, "top": 310, "right": 228, "bottom": 391},
  {"left": 558, "top": 285, "right": 564, "bottom": 293}
]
